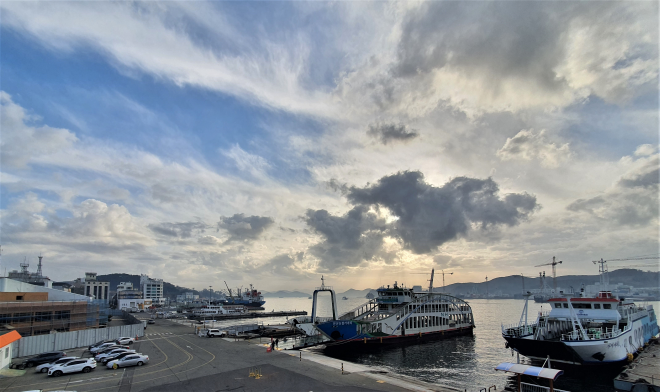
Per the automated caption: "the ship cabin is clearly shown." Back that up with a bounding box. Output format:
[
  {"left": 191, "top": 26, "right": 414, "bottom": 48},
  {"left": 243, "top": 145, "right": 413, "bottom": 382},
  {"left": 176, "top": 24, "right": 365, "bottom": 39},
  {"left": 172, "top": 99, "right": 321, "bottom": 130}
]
[
  {"left": 548, "top": 291, "right": 622, "bottom": 323},
  {"left": 376, "top": 282, "right": 414, "bottom": 311}
]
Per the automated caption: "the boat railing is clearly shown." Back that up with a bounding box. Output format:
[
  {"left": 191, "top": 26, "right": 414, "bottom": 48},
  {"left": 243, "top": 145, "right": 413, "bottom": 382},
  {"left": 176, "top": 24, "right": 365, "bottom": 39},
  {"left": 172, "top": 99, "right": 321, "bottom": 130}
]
[
  {"left": 502, "top": 322, "right": 537, "bottom": 337},
  {"left": 520, "top": 382, "right": 569, "bottom": 392},
  {"left": 338, "top": 299, "right": 378, "bottom": 320},
  {"left": 292, "top": 316, "right": 335, "bottom": 324},
  {"left": 561, "top": 326, "right": 625, "bottom": 341}
]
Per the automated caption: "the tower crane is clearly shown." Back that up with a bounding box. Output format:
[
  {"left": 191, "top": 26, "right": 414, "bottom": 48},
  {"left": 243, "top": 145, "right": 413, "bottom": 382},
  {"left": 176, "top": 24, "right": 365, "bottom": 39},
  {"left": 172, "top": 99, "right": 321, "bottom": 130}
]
[
  {"left": 592, "top": 256, "right": 659, "bottom": 287},
  {"left": 535, "top": 256, "right": 562, "bottom": 291}
]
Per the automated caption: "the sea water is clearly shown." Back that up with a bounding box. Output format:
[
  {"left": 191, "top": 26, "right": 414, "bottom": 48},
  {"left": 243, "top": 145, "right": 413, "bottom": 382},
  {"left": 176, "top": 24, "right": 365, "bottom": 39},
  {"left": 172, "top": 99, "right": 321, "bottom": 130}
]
[{"left": 237, "top": 297, "right": 660, "bottom": 391}]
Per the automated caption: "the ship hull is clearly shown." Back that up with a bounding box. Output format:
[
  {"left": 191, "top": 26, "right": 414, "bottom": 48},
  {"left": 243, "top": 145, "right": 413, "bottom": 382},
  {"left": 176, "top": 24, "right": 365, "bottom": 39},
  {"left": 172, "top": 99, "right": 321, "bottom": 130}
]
[
  {"left": 323, "top": 325, "right": 474, "bottom": 352},
  {"left": 220, "top": 300, "right": 265, "bottom": 307}
]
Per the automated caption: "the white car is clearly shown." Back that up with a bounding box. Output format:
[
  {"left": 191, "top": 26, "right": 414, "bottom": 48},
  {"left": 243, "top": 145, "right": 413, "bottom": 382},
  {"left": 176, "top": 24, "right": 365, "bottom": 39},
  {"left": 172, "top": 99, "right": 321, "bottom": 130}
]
[
  {"left": 115, "top": 337, "right": 135, "bottom": 345},
  {"left": 106, "top": 354, "right": 149, "bottom": 369},
  {"left": 35, "top": 357, "right": 79, "bottom": 373},
  {"left": 95, "top": 348, "right": 135, "bottom": 361},
  {"left": 90, "top": 342, "right": 118, "bottom": 353},
  {"left": 48, "top": 358, "right": 96, "bottom": 377}
]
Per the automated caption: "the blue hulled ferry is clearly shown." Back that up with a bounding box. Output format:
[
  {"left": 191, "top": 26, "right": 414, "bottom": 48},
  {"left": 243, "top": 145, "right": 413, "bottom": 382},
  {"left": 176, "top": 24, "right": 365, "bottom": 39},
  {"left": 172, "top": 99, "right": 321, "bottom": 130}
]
[{"left": 293, "top": 271, "right": 475, "bottom": 350}]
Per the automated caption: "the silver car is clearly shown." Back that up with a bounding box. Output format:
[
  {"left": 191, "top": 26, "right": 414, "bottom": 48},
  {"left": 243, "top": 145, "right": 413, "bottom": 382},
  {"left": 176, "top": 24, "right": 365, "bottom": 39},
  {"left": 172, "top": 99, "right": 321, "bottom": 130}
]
[
  {"left": 35, "top": 357, "right": 79, "bottom": 373},
  {"left": 106, "top": 354, "right": 149, "bottom": 369}
]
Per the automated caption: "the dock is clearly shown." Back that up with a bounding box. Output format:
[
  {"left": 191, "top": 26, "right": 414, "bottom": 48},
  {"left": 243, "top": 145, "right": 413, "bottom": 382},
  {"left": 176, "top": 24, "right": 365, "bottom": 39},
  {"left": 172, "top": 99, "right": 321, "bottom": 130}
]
[
  {"left": 614, "top": 337, "right": 660, "bottom": 391},
  {"left": 190, "top": 310, "right": 307, "bottom": 320}
]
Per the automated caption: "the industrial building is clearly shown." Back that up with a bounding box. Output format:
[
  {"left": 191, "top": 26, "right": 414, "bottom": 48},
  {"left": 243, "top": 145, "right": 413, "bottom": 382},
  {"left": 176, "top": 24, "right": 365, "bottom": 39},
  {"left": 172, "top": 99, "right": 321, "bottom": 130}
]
[
  {"left": 0, "top": 278, "right": 99, "bottom": 337},
  {"left": 7, "top": 255, "right": 52, "bottom": 288}
]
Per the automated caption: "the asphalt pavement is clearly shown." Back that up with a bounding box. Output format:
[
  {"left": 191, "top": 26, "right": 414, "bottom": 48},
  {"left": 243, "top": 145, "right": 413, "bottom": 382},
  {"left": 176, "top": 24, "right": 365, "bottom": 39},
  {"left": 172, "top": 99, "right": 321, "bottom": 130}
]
[{"left": 0, "top": 318, "right": 456, "bottom": 392}]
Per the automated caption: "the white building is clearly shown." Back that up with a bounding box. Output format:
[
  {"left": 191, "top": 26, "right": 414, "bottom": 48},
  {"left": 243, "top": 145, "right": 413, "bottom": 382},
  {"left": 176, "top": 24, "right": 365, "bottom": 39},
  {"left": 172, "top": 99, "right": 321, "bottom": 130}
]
[
  {"left": 0, "top": 331, "right": 21, "bottom": 369},
  {"left": 118, "top": 298, "right": 152, "bottom": 312},
  {"left": 116, "top": 282, "right": 134, "bottom": 292},
  {"left": 82, "top": 272, "right": 110, "bottom": 303},
  {"left": 176, "top": 292, "right": 199, "bottom": 303},
  {"left": 140, "top": 275, "right": 165, "bottom": 305}
]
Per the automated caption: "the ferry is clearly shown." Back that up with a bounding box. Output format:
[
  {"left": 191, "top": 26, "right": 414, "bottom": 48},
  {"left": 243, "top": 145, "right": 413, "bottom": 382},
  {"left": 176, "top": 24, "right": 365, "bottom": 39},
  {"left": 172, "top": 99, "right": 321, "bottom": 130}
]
[
  {"left": 502, "top": 260, "right": 659, "bottom": 367},
  {"left": 192, "top": 304, "right": 247, "bottom": 317},
  {"left": 293, "top": 271, "right": 475, "bottom": 350}
]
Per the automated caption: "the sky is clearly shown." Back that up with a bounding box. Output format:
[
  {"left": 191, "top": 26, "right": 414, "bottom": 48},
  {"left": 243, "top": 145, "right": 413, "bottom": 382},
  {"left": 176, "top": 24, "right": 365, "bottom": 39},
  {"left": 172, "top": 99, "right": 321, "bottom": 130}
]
[{"left": 1, "top": 1, "right": 658, "bottom": 293}]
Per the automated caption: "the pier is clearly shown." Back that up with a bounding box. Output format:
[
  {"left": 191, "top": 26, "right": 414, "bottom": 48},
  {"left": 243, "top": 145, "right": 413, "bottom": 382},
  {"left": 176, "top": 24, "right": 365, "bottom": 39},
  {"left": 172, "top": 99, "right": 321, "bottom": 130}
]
[
  {"left": 614, "top": 337, "right": 660, "bottom": 391},
  {"left": 191, "top": 310, "right": 307, "bottom": 320}
]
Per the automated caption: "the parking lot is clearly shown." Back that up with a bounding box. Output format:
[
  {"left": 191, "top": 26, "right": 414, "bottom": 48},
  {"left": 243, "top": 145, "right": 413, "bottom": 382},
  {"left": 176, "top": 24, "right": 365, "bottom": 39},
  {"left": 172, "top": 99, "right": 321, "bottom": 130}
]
[{"left": 0, "top": 319, "right": 416, "bottom": 392}]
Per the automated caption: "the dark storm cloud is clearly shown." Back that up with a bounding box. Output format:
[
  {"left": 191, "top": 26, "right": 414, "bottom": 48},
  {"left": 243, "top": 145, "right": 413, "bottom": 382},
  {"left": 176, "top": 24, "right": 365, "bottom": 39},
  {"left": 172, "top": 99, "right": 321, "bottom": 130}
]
[
  {"left": 392, "top": 2, "right": 588, "bottom": 91},
  {"left": 367, "top": 123, "right": 419, "bottom": 145},
  {"left": 149, "top": 221, "right": 209, "bottom": 238},
  {"left": 217, "top": 213, "right": 274, "bottom": 241},
  {"left": 347, "top": 171, "right": 539, "bottom": 254},
  {"left": 304, "top": 171, "right": 539, "bottom": 268},
  {"left": 304, "top": 206, "right": 389, "bottom": 270}
]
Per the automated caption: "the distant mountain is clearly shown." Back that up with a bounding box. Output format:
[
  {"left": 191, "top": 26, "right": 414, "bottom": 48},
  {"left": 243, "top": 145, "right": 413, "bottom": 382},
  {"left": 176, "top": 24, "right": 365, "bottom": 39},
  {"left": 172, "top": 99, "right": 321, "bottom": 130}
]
[
  {"left": 262, "top": 290, "right": 310, "bottom": 298},
  {"left": 441, "top": 269, "right": 659, "bottom": 296},
  {"left": 337, "top": 288, "right": 375, "bottom": 298}
]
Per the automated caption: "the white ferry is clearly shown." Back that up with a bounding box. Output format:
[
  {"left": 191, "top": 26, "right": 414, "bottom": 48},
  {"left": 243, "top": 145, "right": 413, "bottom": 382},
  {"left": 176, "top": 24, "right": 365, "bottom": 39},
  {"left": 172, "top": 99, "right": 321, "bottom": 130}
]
[
  {"left": 293, "top": 271, "right": 475, "bottom": 350},
  {"left": 502, "top": 260, "right": 659, "bottom": 366},
  {"left": 192, "top": 304, "right": 247, "bottom": 317}
]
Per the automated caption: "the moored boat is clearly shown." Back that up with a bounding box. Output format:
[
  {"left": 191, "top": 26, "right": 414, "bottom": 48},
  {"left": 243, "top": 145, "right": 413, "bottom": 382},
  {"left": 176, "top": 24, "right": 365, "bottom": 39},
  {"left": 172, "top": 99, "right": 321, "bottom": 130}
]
[
  {"left": 502, "top": 260, "right": 659, "bottom": 367},
  {"left": 292, "top": 270, "right": 475, "bottom": 350}
]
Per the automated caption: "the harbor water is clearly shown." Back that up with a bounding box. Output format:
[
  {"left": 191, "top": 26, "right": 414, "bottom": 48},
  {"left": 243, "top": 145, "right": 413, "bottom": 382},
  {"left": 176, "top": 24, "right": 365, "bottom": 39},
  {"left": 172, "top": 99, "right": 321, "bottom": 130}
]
[{"left": 254, "top": 296, "right": 660, "bottom": 392}]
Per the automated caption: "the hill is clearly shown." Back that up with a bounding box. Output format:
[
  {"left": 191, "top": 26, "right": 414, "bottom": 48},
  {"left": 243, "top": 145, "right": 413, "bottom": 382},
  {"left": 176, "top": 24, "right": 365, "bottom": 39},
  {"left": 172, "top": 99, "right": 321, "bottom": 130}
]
[{"left": 262, "top": 290, "right": 310, "bottom": 298}]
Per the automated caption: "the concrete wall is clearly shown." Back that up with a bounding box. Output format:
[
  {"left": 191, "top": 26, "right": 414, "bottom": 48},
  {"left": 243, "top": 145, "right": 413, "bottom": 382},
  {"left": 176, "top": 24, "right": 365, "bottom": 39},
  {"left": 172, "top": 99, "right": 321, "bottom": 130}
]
[
  {"left": 0, "top": 292, "right": 48, "bottom": 301},
  {"left": 10, "top": 322, "right": 145, "bottom": 358}
]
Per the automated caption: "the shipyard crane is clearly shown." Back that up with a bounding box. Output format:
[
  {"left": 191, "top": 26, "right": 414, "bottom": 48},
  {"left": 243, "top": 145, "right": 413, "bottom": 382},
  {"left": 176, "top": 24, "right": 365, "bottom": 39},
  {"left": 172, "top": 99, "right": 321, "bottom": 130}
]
[
  {"left": 410, "top": 269, "right": 453, "bottom": 292},
  {"left": 592, "top": 256, "right": 659, "bottom": 287},
  {"left": 224, "top": 281, "right": 233, "bottom": 300},
  {"left": 535, "top": 256, "right": 562, "bottom": 291}
]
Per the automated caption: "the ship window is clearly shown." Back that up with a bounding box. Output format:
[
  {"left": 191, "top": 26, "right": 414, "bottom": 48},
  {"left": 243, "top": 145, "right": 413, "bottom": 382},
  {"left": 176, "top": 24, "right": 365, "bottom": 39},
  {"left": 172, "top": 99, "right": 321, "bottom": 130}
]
[
  {"left": 594, "top": 304, "right": 601, "bottom": 309},
  {"left": 573, "top": 303, "right": 592, "bottom": 309},
  {"left": 563, "top": 303, "right": 568, "bottom": 308},
  {"left": 554, "top": 303, "right": 561, "bottom": 308},
  {"left": 604, "top": 304, "right": 612, "bottom": 309}
]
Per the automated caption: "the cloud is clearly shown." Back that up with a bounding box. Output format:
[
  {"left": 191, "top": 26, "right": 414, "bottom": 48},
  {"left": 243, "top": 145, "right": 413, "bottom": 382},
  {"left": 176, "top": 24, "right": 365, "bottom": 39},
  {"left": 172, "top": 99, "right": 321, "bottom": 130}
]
[
  {"left": 568, "top": 153, "right": 659, "bottom": 226},
  {"left": 497, "top": 129, "right": 571, "bottom": 168},
  {"left": 346, "top": 171, "right": 539, "bottom": 254},
  {"left": 217, "top": 213, "right": 275, "bottom": 242},
  {"left": 1, "top": 91, "right": 78, "bottom": 169},
  {"left": 149, "top": 221, "right": 209, "bottom": 239},
  {"left": 0, "top": 2, "right": 339, "bottom": 119},
  {"left": 367, "top": 123, "right": 419, "bottom": 145},
  {"left": 304, "top": 171, "right": 539, "bottom": 269},
  {"left": 634, "top": 144, "right": 658, "bottom": 157}
]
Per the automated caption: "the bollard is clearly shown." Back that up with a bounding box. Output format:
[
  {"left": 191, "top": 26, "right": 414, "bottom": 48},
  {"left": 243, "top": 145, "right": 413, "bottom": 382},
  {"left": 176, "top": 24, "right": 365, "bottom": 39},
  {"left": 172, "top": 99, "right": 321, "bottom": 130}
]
[
  {"left": 342, "top": 363, "right": 344, "bottom": 374},
  {"left": 299, "top": 352, "right": 301, "bottom": 361}
]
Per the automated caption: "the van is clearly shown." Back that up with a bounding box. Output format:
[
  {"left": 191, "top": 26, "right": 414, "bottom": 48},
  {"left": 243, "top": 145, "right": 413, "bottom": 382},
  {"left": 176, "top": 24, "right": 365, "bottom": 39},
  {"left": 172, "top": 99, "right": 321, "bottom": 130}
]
[{"left": 206, "top": 329, "right": 226, "bottom": 338}]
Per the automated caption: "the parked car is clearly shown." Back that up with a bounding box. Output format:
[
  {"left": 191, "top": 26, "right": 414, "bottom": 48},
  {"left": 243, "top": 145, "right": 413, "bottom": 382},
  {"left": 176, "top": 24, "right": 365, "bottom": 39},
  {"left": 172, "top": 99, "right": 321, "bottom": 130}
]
[
  {"left": 90, "top": 342, "right": 119, "bottom": 353},
  {"left": 206, "top": 329, "right": 226, "bottom": 338},
  {"left": 95, "top": 349, "right": 135, "bottom": 362},
  {"left": 48, "top": 358, "right": 96, "bottom": 377},
  {"left": 147, "top": 319, "right": 155, "bottom": 324},
  {"left": 107, "top": 354, "right": 149, "bottom": 369},
  {"left": 18, "top": 351, "right": 67, "bottom": 369},
  {"left": 100, "top": 351, "right": 138, "bottom": 364},
  {"left": 35, "top": 357, "right": 79, "bottom": 373},
  {"left": 88, "top": 339, "right": 114, "bottom": 351},
  {"left": 115, "top": 337, "right": 135, "bottom": 345},
  {"left": 96, "top": 345, "right": 130, "bottom": 355}
]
